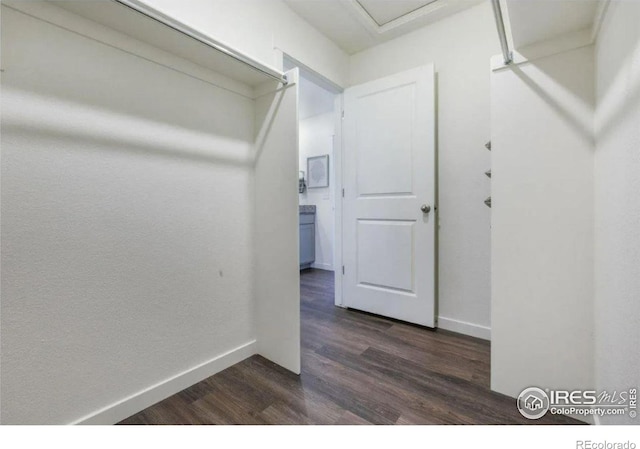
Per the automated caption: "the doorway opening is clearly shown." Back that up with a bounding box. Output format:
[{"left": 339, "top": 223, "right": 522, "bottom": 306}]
[{"left": 284, "top": 57, "right": 343, "bottom": 308}]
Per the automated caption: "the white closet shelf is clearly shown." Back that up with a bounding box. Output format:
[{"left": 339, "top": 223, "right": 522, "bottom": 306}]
[{"left": 53, "top": 0, "right": 288, "bottom": 87}]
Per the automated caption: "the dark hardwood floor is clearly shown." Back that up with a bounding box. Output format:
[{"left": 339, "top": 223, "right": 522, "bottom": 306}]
[{"left": 119, "top": 268, "right": 581, "bottom": 425}]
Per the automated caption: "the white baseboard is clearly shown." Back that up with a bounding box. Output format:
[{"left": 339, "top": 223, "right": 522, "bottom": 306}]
[
  {"left": 71, "top": 340, "right": 257, "bottom": 425},
  {"left": 311, "top": 262, "right": 333, "bottom": 271},
  {"left": 437, "top": 316, "right": 491, "bottom": 341}
]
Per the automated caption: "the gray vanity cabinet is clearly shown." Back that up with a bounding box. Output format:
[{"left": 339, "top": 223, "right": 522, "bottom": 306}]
[{"left": 299, "top": 206, "right": 316, "bottom": 270}]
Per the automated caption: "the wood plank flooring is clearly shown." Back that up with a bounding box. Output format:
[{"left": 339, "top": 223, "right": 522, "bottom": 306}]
[{"left": 119, "top": 269, "right": 582, "bottom": 425}]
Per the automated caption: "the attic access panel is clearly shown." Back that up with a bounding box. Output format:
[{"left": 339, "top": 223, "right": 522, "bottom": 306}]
[{"left": 357, "top": 0, "right": 438, "bottom": 26}]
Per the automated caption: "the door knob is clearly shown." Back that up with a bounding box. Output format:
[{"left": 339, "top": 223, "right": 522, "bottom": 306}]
[{"left": 421, "top": 204, "right": 431, "bottom": 214}]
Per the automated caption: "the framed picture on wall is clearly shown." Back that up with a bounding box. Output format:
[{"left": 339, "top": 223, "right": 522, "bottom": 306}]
[{"left": 307, "top": 155, "right": 329, "bottom": 188}]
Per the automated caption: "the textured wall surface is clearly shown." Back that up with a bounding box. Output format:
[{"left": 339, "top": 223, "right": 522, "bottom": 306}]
[
  {"left": 594, "top": 0, "right": 640, "bottom": 425},
  {"left": 1, "top": 6, "right": 256, "bottom": 424},
  {"left": 491, "top": 45, "right": 595, "bottom": 402}
]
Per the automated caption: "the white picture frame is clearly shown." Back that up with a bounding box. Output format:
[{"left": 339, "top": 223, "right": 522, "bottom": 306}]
[{"left": 307, "top": 155, "right": 329, "bottom": 188}]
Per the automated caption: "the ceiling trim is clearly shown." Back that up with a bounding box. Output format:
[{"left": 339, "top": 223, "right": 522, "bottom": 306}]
[
  {"left": 283, "top": 0, "right": 485, "bottom": 54},
  {"left": 347, "top": 0, "right": 451, "bottom": 35},
  {"left": 356, "top": 0, "right": 437, "bottom": 27}
]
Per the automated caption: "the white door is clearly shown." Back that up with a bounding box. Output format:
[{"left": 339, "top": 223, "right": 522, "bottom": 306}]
[{"left": 342, "top": 65, "right": 436, "bottom": 327}]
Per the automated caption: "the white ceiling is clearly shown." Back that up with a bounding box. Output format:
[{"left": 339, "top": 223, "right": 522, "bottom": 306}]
[
  {"left": 283, "top": 0, "right": 484, "bottom": 54},
  {"left": 506, "top": 0, "right": 600, "bottom": 49}
]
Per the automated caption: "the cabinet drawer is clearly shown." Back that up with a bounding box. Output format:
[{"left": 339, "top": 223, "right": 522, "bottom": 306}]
[{"left": 299, "top": 213, "right": 315, "bottom": 225}]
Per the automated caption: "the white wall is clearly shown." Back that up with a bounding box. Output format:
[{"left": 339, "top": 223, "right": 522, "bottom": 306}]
[
  {"left": 349, "top": 1, "right": 499, "bottom": 339},
  {"left": 1, "top": 2, "right": 300, "bottom": 424},
  {"left": 141, "top": 0, "right": 349, "bottom": 88},
  {"left": 299, "top": 112, "right": 335, "bottom": 271},
  {"left": 490, "top": 45, "right": 595, "bottom": 401},
  {"left": 594, "top": 0, "right": 640, "bottom": 425}
]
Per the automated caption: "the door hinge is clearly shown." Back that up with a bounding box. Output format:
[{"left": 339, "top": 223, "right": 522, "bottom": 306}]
[
  {"left": 342, "top": 188, "right": 345, "bottom": 198},
  {"left": 342, "top": 265, "right": 345, "bottom": 275},
  {"left": 341, "top": 110, "right": 345, "bottom": 119}
]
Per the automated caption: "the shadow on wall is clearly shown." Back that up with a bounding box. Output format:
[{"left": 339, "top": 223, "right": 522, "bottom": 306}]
[
  {"left": 3, "top": 57, "right": 255, "bottom": 144},
  {"left": 509, "top": 63, "right": 594, "bottom": 148},
  {"left": 2, "top": 4, "right": 257, "bottom": 166},
  {"left": 2, "top": 87, "right": 255, "bottom": 169},
  {"left": 253, "top": 80, "right": 290, "bottom": 167},
  {"left": 596, "top": 39, "right": 640, "bottom": 141}
]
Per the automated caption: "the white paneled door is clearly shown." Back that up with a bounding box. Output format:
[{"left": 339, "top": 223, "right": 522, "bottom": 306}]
[{"left": 342, "top": 65, "right": 436, "bottom": 327}]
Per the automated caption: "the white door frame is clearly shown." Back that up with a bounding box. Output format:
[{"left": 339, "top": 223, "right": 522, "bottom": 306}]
[
  {"left": 278, "top": 52, "right": 345, "bottom": 308},
  {"left": 333, "top": 93, "right": 344, "bottom": 307}
]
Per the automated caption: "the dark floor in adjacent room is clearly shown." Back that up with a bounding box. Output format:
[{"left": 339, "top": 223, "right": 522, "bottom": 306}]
[{"left": 119, "top": 269, "right": 581, "bottom": 425}]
